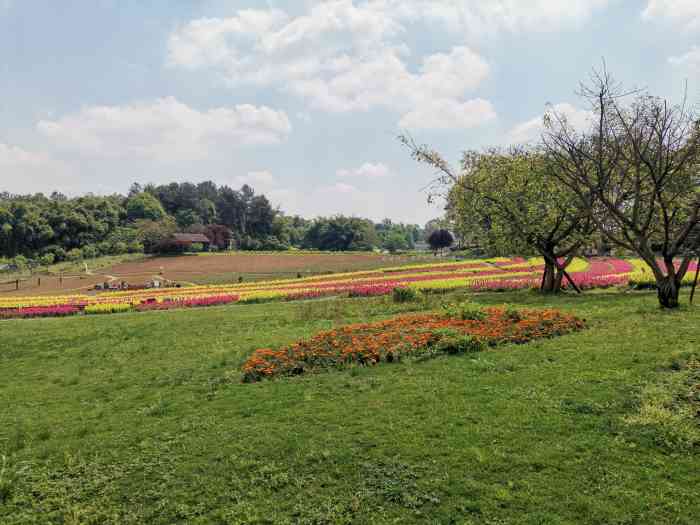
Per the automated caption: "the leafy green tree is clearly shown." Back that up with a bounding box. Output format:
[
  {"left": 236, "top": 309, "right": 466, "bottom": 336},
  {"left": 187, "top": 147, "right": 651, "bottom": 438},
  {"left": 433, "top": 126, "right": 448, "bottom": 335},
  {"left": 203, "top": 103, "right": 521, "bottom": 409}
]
[
  {"left": 66, "top": 248, "right": 83, "bottom": 262},
  {"left": 39, "top": 253, "right": 55, "bottom": 268},
  {"left": 401, "top": 135, "right": 592, "bottom": 293},
  {"left": 428, "top": 229, "right": 454, "bottom": 253},
  {"left": 196, "top": 198, "right": 217, "bottom": 224},
  {"left": 303, "top": 216, "right": 379, "bottom": 251},
  {"left": 382, "top": 231, "right": 410, "bottom": 253},
  {"left": 82, "top": 245, "right": 98, "bottom": 259},
  {"left": 126, "top": 192, "right": 166, "bottom": 222},
  {"left": 175, "top": 209, "right": 201, "bottom": 229},
  {"left": 134, "top": 218, "right": 177, "bottom": 254}
]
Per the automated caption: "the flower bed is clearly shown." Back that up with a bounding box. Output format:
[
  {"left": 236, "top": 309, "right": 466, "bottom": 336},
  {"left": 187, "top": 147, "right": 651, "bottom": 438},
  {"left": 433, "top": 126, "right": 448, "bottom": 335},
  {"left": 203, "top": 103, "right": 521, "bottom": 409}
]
[
  {"left": 135, "top": 294, "right": 238, "bottom": 311},
  {"left": 0, "top": 305, "right": 81, "bottom": 319},
  {"left": 84, "top": 303, "right": 134, "bottom": 315},
  {"left": 2, "top": 257, "right": 696, "bottom": 319},
  {"left": 241, "top": 306, "right": 585, "bottom": 382},
  {"left": 348, "top": 283, "right": 403, "bottom": 297}
]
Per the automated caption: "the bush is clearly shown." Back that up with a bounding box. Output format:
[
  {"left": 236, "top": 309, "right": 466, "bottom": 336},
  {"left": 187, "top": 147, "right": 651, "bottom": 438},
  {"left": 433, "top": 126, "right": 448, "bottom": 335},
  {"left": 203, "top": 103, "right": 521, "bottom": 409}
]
[
  {"left": 11, "top": 255, "right": 29, "bottom": 271},
  {"left": 127, "top": 241, "right": 144, "bottom": 254},
  {"left": 42, "top": 245, "right": 66, "bottom": 262},
  {"left": 110, "top": 241, "right": 129, "bottom": 255},
  {"left": 66, "top": 248, "right": 83, "bottom": 262},
  {"left": 503, "top": 305, "right": 522, "bottom": 322},
  {"left": 392, "top": 287, "right": 422, "bottom": 303},
  {"left": 442, "top": 302, "right": 486, "bottom": 321},
  {"left": 434, "top": 332, "right": 485, "bottom": 355},
  {"left": 97, "top": 242, "right": 111, "bottom": 256},
  {"left": 39, "top": 253, "right": 55, "bottom": 267},
  {"left": 82, "top": 245, "right": 99, "bottom": 259}
]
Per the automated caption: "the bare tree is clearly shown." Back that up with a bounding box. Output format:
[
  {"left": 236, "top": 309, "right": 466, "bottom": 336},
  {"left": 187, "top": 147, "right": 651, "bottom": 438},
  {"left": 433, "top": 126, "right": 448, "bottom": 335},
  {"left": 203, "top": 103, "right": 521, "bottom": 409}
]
[{"left": 544, "top": 68, "right": 700, "bottom": 307}]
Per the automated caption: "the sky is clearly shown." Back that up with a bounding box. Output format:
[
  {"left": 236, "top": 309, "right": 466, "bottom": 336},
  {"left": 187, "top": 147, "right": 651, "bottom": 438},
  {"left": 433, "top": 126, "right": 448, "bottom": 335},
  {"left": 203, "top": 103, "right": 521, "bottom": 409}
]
[{"left": 0, "top": 0, "right": 699, "bottom": 224}]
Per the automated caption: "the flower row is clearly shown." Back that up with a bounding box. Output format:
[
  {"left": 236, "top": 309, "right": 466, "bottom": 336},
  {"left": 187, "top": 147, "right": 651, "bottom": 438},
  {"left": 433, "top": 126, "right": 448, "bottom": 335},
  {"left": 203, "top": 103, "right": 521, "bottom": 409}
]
[
  {"left": 1, "top": 295, "right": 240, "bottom": 319},
  {"left": 2, "top": 257, "right": 697, "bottom": 318}
]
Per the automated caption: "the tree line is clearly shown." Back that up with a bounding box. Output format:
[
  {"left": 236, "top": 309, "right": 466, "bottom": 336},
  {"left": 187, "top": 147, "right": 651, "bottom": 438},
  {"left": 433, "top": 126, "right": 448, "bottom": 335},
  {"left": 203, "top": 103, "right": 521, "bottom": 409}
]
[
  {"left": 0, "top": 181, "right": 426, "bottom": 266},
  {"left": 402, "top": 68, "right": 700, "bottom": 308}
]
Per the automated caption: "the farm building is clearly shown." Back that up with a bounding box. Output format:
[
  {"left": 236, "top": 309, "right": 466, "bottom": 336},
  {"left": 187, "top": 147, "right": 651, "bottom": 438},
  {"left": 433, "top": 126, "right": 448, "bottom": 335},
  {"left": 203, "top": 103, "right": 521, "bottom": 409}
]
[{"left": 170, "top": 233, "right": 212, "bottom": 251}]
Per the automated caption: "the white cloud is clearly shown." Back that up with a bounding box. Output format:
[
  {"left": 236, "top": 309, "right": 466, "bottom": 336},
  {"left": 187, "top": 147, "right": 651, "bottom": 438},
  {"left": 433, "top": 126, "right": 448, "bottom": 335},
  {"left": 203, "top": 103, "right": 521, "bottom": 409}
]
[
  {"left": 337, "top": 162, "right": 392, "bottom": 179},
  {"left": 507, "top": 103, "right": 593, "bottom": 144},
  {"left": 399, "top": 98, "right": 496, "bottom": 130},
  {"left": 233, "top": 170, "right": 277, "bottom": 188},
  {"left": 0, "top": 143, "right": 74, "bottom": 194},
  {"left": 167, "top": 3, "right": 495, "bottom": 129},
  {"left": 381, "top": 0, "right": 610, "bottom": 36},
  {"left": 642, "top": 0, "right": 700, "bottom": 29},
  {"left": 267, "top": 179, "right": 438, "bottom": 222},
  {"left": 0, "top": 143, "right": 52, "bottom": 168},
  {"left": 37, "top": 97, "right": 291, "bottom": 162},
  {"left": 669, "top": 46, "right": 700, "bottom": 72}
]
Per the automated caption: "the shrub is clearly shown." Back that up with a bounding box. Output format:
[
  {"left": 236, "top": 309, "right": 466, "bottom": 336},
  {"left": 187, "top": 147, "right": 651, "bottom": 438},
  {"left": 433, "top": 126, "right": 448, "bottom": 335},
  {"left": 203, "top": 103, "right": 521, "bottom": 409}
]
[
  {"left": 503, "top": 305, "right": 522, "bottom": 322},
  {"left": 39, "top": 253, "right": 55, "bottom": 267},
  {"left": 66, "top": 248, "right": 83, "bottom": 262},
  {"left": 11, "top": 255, "right": 29, "bottom": 271},
  {"left": 434, "top": 332, "right": 485, "bottom": 355},
  {"left": 82, "top": 245, "right": 99, "bottom": 259},
  {"left": 41, "top": 245, "right": 66, "bottom": 262},
  {"left": 442, "top": 302, "right": 486, "bottom": 321},
  {"left": 392, "top": 287, "right": 422, "bottom": 303},
  {"left": 110, "top": 241, "right": 129, "bottom": 255},
  {"left": 127, "top": 241, "right": 144, "bottom": 254}
]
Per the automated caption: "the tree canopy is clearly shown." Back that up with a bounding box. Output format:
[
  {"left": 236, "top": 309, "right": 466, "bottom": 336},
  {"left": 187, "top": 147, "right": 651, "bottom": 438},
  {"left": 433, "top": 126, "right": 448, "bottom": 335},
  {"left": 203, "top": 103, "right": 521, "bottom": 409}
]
[
  {"left": 543, "top": 69, "right": 700, "bottom": 307},
  {"left": 0, "top": 184, "right": 425, "bottom": 264},
  {"left": 401, "top": 135, "right": 592, "bottom": 292}
]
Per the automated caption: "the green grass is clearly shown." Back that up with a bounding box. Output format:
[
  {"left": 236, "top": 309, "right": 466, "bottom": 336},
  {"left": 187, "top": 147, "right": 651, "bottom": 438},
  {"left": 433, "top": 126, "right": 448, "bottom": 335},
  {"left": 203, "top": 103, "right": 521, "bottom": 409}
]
[{"left": 1, "top": 290, "right": 698, "bottom": 524}]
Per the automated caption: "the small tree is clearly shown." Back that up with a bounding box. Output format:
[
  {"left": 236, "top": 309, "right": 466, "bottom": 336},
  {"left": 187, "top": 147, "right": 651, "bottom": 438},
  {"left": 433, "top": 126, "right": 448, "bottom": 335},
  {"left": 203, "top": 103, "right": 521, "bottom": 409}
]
[
  {"left": 383, "top": 231, "right": 410, "bottom": 253},
  {"left": 450, "top": 149, "right": 592, "bottom": 292},
  {"left": 401, "top": 136, "right": 592, "bottom": 293},
  {"left": 544, "top": 69, "right": 700, "bottom": 307},
  {"left": 134, "top": 218, "right": 177, "bottom": 254},
  {"left": 66, "top": 248, "right": 83, "bottom": 262},
  {"left": 428, "top": 229, "right": 454, "bottom": 254},
  {"left": 39, "top": 253, "right": 55, "bottom": 268}
]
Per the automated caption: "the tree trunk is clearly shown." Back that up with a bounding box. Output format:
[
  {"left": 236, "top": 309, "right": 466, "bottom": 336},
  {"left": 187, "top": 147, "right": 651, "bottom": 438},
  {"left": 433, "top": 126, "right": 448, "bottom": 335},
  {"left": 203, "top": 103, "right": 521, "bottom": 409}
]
[
  {"left": 553, "top": 268, "right": 565, "bottom": 292},
  {"left": 541, "top": 259, "right": 563, "bottom": 294},
  {"left": 690, "top": 257, "right": 700, "bottom": 305},
  {"left": 657, "top": 276, "right": 681, "bottom": 308}
]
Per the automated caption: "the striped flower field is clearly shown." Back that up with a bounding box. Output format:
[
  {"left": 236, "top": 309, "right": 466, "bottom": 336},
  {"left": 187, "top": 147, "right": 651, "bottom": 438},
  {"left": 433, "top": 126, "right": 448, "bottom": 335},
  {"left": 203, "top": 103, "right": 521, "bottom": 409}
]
[{"left": 0, "top": 256, "right": 697, "bottom": 319}]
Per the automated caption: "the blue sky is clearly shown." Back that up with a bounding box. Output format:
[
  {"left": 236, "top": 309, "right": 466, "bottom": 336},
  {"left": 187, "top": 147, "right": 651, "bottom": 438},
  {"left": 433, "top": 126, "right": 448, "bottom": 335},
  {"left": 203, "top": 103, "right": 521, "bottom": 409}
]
[{"left": 1, "top": 0, "right": 698, "bottom": 224}]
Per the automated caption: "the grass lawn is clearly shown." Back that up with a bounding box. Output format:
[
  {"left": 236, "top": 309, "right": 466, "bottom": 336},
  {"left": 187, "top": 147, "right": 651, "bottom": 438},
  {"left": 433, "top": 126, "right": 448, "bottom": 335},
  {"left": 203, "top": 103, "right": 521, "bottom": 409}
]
[{"left": 1, "top": 290, "right": 698, "bottom": 524}]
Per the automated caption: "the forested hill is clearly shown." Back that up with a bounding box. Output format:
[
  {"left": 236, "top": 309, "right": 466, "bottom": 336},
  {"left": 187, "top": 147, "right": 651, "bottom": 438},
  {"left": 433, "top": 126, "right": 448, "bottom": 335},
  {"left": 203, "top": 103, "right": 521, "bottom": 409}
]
[{"left": 0, "top": 182, "right": 423, "bottom": 263}]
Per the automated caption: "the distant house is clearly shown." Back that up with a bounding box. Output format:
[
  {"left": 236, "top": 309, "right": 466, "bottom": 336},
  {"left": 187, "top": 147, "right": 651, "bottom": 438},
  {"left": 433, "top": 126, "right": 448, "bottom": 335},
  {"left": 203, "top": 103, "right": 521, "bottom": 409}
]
[{"left": 171, "top": 233, "right": 212, "bottom": 252}]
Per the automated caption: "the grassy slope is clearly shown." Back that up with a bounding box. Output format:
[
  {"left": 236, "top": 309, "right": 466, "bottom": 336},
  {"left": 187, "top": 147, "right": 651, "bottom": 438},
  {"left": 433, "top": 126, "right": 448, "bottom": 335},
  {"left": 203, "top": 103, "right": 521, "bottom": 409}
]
[{"left": 1, "top": 291, "right": 698, "bottom": 524}]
